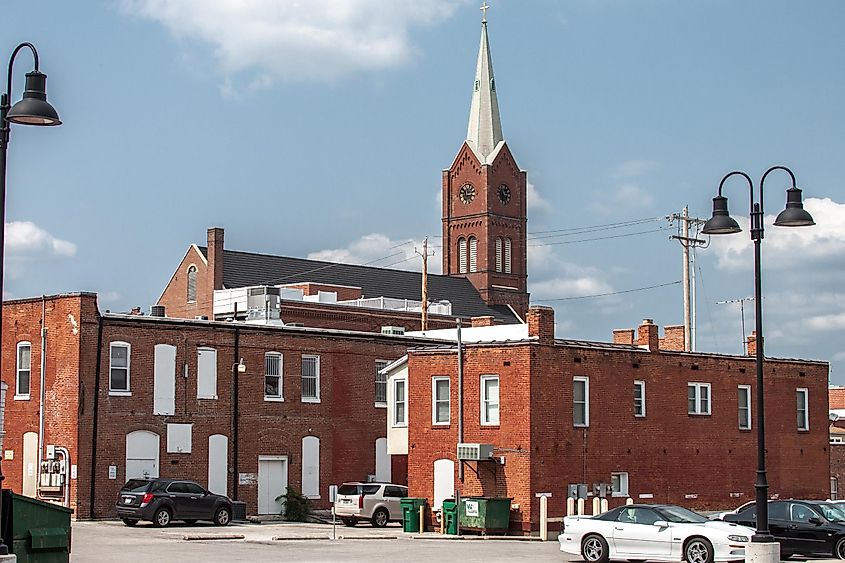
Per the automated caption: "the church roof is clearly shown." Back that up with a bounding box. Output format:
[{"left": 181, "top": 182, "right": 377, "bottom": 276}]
[
  {"left": 198, "top": 247, "right": 519, "bottom": 324},
  {"left": 465, "top": 16, "right": 504, "bottom": 165}
]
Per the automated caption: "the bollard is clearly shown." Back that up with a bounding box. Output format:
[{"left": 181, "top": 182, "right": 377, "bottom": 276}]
[
  {"left": 540, "top": 495, "right": 548, "bottom": 541},
  {"left": 567, "top": 497, "right": 575, "bottom": 516},
  {"left": 577, "top": 498, "right": 585, "bottom": 516},
  {"left": 420, "top": 504, "right": 425, "bottom": 533},
  {"left": 440, "top": 509, "right": 444, "bottom": 534},
  {"left": 600, "top": 498, "right": 609, "bottom": 513},
  {"left": 592, "top": 497, "right": 600, "bottom": 515},
  {"left": 626, "top": 497, "right": 634, "bottom": 505}
]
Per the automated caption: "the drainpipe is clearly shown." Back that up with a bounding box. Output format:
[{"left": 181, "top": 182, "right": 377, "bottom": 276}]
[
  {"left": 231, "top": 316, "right": 240, "bottom": 501},
  {"left": 89, "top": 314, "right": 104, "bottom": 519},
  {"left": 38, "top": 296, "right": 47, "bottom": 475},
  {"left": 457, "top": 318, "right": 463, "bottom": 482}
]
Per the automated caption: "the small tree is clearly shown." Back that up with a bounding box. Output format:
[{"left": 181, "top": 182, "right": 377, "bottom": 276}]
[{"left": 276, "top": 486, "right": 311, "bottom": 521}]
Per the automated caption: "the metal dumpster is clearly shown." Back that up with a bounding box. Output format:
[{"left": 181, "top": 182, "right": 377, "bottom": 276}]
[
  {"left": 5, "top": 490, "right": 72, "bottom": 563},
  {"left": 459, "top": 497, "right": 511, "bottom": 534}
]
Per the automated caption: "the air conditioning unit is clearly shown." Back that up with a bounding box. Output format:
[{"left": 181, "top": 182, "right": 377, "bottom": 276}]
[
  {"left": 457, "top": 443, "right": 493, "bottom": 461},
  {"left": 381, "top": 326, "right": 405, "bottom": 335}
]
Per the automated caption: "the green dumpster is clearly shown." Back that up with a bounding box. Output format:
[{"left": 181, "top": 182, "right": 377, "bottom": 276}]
[
  {"left": 459, "top": 497, "right": 512, "bottom": 534},
  {"left": 400, "top": 498, "right": 427, "bottom": 533},
  {"left": 5, "top": 490, "right": 72, "bottom": 563},
  {"left": 442, "top": 499, "right": 458, "bottom": 535}
]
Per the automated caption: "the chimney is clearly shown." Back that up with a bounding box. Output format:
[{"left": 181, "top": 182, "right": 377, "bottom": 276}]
[
  {"left": 129, "top": 306, "right": 142, "bottom": 316},
  {"left": 746, "top": 331, "right": 757, "bottom": 356},
  {"left": 527, "top": 306, "right": 555, "bottom": 344},
  {"left": 612, "top": 329, "right": 634, "bottom": 345},
  {"left": 661, "top": 325, "right": 685, "bottom": 352},
  {"left": 207, "top": 227, "right": 225, "bottom": 291},
  {"left": 471, "top": 315, "right": 495, "bottom": 328},
  {"left": 637, "top": 319, "right": 659, "bottom": 351}
]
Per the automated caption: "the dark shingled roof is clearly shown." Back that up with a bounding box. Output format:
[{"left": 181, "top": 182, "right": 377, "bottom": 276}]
[{"left": 198, "top": 247, "right": 519, "bottom": 324}]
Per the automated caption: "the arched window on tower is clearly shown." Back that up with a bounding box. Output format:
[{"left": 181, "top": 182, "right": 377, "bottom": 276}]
[
  {"left": 458, "top": 238, "right": 467, "bottom": 274},
  {"left": 504, "top": 238, "right": 512, "bottom": 274},
  {"left": 187, "top": 265, "right": 197, "bottom": 303},
  {"left": 495, "top": 238, "right": 503, "bottom": 273},
  {"left": 469, "top": 237, "right": 478, "bottom": 273}
]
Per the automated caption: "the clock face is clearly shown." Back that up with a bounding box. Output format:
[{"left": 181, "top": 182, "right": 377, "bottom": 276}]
[
  {"left": 459, "top": 183, "right": 476, "bottom": 204},
  {"left": 498, "top": 184, "right": 512, "bottom": 205}
]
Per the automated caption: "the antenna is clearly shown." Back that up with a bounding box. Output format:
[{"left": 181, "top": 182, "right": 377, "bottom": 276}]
[{"left": 716, "top": 297, "right": 755, "bottom": 354}]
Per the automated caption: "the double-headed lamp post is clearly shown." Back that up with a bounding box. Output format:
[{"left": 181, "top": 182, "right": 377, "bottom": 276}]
[
  {"left": 702, "top": 166, "right": 815, "bottom": 557},
  {"left": 0, "top": 42, "right": 62, "bottom": 556}
]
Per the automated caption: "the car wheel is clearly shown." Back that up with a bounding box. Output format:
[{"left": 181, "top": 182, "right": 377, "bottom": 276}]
[
  {"left": 214, "top": 507, "right": 232, "bottom": 526},
  {"left": 684, "top": 537, "right": 714, "bottom": 563},
  {"left": 834, "top": 537, "right": 845, "bottom": 559},
  {"left": 582, "top": 534, "right": 609, "bottom": 563},
  {"left": 342, "top": 518, "right": 357, "bottom": 527},
  {"left": 121, "top": 518, "right": 139, "bottom": 527},
  {"left": 371, "top": 508, "right": 389, "bottom": 528},
  {"left": 153, "top": 507, "right": 172, "bottom": 528}
]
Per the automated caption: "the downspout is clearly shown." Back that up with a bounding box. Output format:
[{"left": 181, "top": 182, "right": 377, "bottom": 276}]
[
  {"left": 457, "top": 318, "right": 463, "bottom": 482},
  {"left": 38, "top": 296, "right": 47, "bottom": 478},
  {"left": 231, "top": 320, "right": 240, "bottom": 501},
  {"left": 89, "top": 314, "right": 103, "bottom": 519}
]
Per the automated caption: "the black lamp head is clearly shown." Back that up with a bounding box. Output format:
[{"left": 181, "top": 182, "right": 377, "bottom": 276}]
[
  {"left": 6, "top": 70, "right": 61, "bottom": 126},
  {"left": 774, "top": 187, "right": 815, "bottom": 227},
  {"left": 702, "top": 195, "right": 742, "bottom": 235}
]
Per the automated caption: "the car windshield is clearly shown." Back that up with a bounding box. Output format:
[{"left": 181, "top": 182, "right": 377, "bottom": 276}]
[
  {"left": 658, "top": 506, "right": 708, "bottom": 523},
  {"left": 120, "top": 479, "right": 150, "bottom": 492},
  {"left": 818, "top": 503, "right": 845, "bottom": 522}
]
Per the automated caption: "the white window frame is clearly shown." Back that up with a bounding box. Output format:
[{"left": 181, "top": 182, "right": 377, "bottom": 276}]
[
  {"left": 393, "top": 377, "right": 407, "bottom": 427},
  {"left": 301, "top": 354, "right": 320, "bottom": 403},
  {"left": 375, "top": 360, "right": 389, "bottom": 407},
  {"left": 109, "top": 341, "right": 132, "bottom": 396},
  {"left": 634, "top": 380, "right": 645, "bottom": 417},
  {"left": 481, "top": 375, "right": 500, "bottom": 425},
  {"left": 738, "top": 385, "right": 751, "bottom": 430},
  {"left": 196, "top": 347, "right": 218, "bottom": 400},
  {"left": 14, "top": 341, "right": 31, "bottom": 400},
  {"left": 797, "top": 388, "right": 809, "bottom": 431},
  {"left": 687, "top": 382, "right": 711, "bottom": 415},
  {"left": 573, "top": 376, "right": 589, "bottom": 427},
  {"left": 264, "top": 352, "right": 283, "bottom": 402},
  {"left": 611, "top": 472, "right": 629, "bottom": 497},
  {"left": 186, "top": 264, "right": 198, "bottom": 303},
  {"left": 432, "top": 376, "right": 450, "bottom": 425}
]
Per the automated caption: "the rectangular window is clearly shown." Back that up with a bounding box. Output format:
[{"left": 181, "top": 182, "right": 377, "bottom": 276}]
[
  {"left": 688, "top": 382, "right": 711, "bottom": 415},
  {"left": 573, "top": 376, "right": 589, "bottom": 427},
  {"left": 15, "top": 342, "right": 31, "bottom": 398},
  {"left": 611, "top": 472, "right": 629, "bottom": 497},
  {"left": 197, "top": 347, "right": 218, "bottom": 399},
  {"left": 109, "top": 342, "right": 131, "bottom": 394},
  {"left": 481, "top": 375, "right": 500, "bottom": 425},
  {"left": 504, "top": 238, "right": 512, "bottom": 274},
  {"left": 797, "top": 388, "right": 809, "bottom": 431},
  {"left": 634, "top": 380, "right": 645, "bottom": 417},
  {"left": 375, "top": 360, "right": 389, "bottom": 405},
  {"left": 264, "top": 353, "right": 283, "bottom": 401},
  {"left": 301, "top": 355, "right": 320, "bottom": 402},
  {"left": 393, "top": 378, "right": 407, "bottom": 427},
  {"left": 432, "top": 377, "right": 450, "bottom": 425},
  {"left": 738, "top": 385, "right": 751, "bottom": 430}
]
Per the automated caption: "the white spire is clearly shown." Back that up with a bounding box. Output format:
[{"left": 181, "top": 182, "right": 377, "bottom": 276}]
[{"left": 466, "top": 7, "right": 504, "bottom": 164}]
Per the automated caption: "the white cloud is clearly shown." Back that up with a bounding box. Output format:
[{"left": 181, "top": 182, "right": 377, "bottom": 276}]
[
  {"left": 614, "top": 159, "right": 659, "bottom": 178},
  {"left": 527, "top": 182, "right": 551, "bottom": 212},
  {"left": 123, "top": 0, "right": 463, "bottom": 86},
  {"left": 308, "top": 233, "right": 435, "bottom": 273},
  {"left": 6, "top": 222, "right": 77, "bottom": 258},
  {"left": 591, "top": 183, "right": 654, "bottom": 215}
]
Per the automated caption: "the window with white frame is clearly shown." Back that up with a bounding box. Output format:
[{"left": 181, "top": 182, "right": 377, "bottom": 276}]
[
  {"left": 375, "top": 360, "right": 389, "bottom": 404},
  {"left": 468, "top": 237, "right": 478, "bottom": 272},
  {"left": 393, "top": 378, "right": 407, "bottom": 427},
  {"left": 432, "top": 377, "right": 450, "bottom": 425},
  {"left": 197, "top": 347, "right": 217, "bottom": 399},
  {"left": 109, "top": 342, "right": 131, "bottom": 394},
  {"left": 187, "top": 265, "right": 197, "bottom": 303},
  {"left": 495, "top": 238, "right": 503, "bottom": 272},
  {"left": 688, "top": 382, "right": 711, "bottom": 415},
  {"left": 504, "top": 238, "right": 512, "bottom": 274},
  {"left": 738, "top": 385, "right": 751, "bottom": 430},
  {"left": 481, "top": 375, "right": 499, "bottom": 425},
  {"left": 15, "top": 342, "right": 31, "bottom": 398},
  {"left": 797, "top": 388, "right": 809, "bottom": 431},
  {"left": 264, "top": 353, "right": 283, "bottom": 401},
  {"left": 301, "top": 355, "right": 320, "bottom": 402},
  {"left": 458, "top": 238, "right": 468, "bottom": 274},
  {"left": 611, "top": 472, "right": 629, "bottom": 497},
  {"left": 634, "top": 380, "right": 645, "bottom": 417},
  {"left": 573, "top": 376, "right": 589, "bottom": 427}
]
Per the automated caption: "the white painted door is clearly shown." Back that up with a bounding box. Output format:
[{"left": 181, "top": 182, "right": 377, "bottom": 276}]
[
  {"left": 126, "top": 430, "right": 160, "bottom": 479},
  {"left": 208, "top": 434, "right": 228, "bottom": 496},
  {"left": 258, "top": 456, "right": 287, "bottom": 515},
  {"left": 301, "top": 436, "right": 319, "bottom": 498},
  {"left": 433, "top": 458, "right": 455, "bottom": 510},
  {"left": 375, "top": 437, "right": 391, "bottom": 482},
  {"left": 153, "top": 344, "right": 176, "bottom": 415},
  {"left": 22, "top": 432, "right": 38, "bottom": 497}
]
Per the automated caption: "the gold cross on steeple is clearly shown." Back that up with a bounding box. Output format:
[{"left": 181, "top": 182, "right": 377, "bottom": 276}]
[{"left": 480, "top": 1, "right": 490, "bottom": 23}]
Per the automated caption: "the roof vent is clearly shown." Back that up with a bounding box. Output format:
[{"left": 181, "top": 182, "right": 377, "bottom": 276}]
[{"left": 150, "top": 305, "right": 166, "bottom": 317}]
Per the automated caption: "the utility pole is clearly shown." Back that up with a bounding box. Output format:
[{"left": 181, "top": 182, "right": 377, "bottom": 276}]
[
  {"left": 669, "top": 207, "right": 707, "bottom": 351},
  {"left": 717, "top": 297, "right": 755, "bottom": 354},
  {"left": 415, "top": 237, "right": 435, "bottom": 331}
]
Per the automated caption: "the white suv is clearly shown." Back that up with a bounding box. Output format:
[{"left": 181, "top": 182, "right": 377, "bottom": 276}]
[{"left": 334, "top": 482, "right": 408, "bottom": 527}]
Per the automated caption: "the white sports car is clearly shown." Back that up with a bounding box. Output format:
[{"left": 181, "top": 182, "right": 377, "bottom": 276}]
[{"left": 558, "top": 504, "right": 754, "bottom": 563}]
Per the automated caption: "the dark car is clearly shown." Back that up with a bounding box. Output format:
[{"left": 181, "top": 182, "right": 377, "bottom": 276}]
[
  {"left": 115, "top": 478, "right": 232, "bottom": 527},
  {"left": 724, "top": 499, "right": 845, "bottom": 558}
]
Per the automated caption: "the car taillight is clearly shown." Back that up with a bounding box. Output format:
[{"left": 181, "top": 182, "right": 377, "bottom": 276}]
[
  {"left": 141, "top": 493, "right": 154, "bottom": 504},
  {"left": 358, "top": 495, "right": 364, "bottom": 509}
]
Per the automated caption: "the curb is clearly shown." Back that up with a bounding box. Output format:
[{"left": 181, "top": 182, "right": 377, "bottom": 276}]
[
  {"left": 409, "top": 534, "right": 542, "bottom": 541},
  {"left": 270, "top": 535, "right": 399, "bottom": 541},
  {"left": 182, "top": 534, "right": 245, "bottom": 541}
]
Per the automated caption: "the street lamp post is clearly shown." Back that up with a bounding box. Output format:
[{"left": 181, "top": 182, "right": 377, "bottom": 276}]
[
  {"left": 0, "top": 42, "right": 62, "bottom": 556},
  {"left": 702, "top": 166, "right": 815, "bottom": 561}
]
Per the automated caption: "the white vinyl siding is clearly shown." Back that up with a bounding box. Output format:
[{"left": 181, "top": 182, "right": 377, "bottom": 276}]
[
  {"left": 481, "top": 375, "right": 499, "bottom": 425},
  {"left": 187, "top": 265, "right": 197, "bottom": 303},
  {"left": 634, "top": 380, "right": 645, "bottom": 417},
  {"left": 301, "top": 355, "right": 320, "bottom": 402},
  {"left": 688, "top": 382, "right": 711, "bottom": 415},
  {"left": 573, "top": 376, "right": 589, "bottom": 427},
  {"left": 264, "top": 353, "right": 283, "bottom": 401},
  {"left": 394, "top": 378, "right": 407, "bottom": 427},
  {"left": 197, "top": 347, "right": 218, "bottom": 399},
  {"left": 738, "top": 385, "right": 751, "bottom": 430},
  {"left": 15, "top": 342, "right": 31, "bottom": 398},
  {"left": 458, "top": 238, "right": 468, "bottom": 274},
  {"left": 468, "top": 237, "right": 478, "bottom": 272},
  {"left": 375, "top": 360, "right": 389, "bottom": 405},
  {"left": 109, "top": 342, "right": 131, "bottom": 395},
  {"left": 495, "top": 238, "right": 503, "bottom": 272},
  {"left": 432, "top": 377, "right": 450, "bottom": 425},
  {"left": 504, "top": 238, "right": 512, "bottom": 274},
  {"left": 797, "top": 388, "right": 809, "bottom": 431}
]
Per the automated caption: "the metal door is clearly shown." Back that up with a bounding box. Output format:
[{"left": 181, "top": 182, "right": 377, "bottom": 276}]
[{"left": 258, "top": 456, "right": 287, "bottom": 515}]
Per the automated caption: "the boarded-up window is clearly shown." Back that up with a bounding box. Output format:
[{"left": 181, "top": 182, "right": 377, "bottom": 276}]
[
  {"left": 154, "top": 344, "right": 176, "bottom": 415},
  {"left": 301, "top": 436, "right": 320, "bottom": 498},
  {"left": 197, "top": 347, "right": 217, "bottom": 399}
]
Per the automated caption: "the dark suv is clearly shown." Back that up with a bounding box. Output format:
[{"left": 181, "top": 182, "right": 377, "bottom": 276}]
[{"left": 115, "top": 478, "right": 233, "bottom": 527}]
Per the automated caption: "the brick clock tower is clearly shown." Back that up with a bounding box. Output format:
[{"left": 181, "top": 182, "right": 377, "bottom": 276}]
[{"left": 442, "top": 13, "right": 529, "bottom": 318}]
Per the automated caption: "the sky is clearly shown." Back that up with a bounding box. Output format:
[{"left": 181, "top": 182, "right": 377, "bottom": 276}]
[{"left": 5, "top": 0, "right": 845, "bottom": 384}]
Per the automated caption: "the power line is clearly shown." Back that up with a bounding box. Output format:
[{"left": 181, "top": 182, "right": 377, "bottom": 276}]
[
  {"left": 533, "top": 280, "right": 681, "bottom": 303},
  {"left": 528, "top": 217, "right": 664, "bottom": 239},
  {"left": 527, "top": 227, "right": 669, "bottom": 247}
]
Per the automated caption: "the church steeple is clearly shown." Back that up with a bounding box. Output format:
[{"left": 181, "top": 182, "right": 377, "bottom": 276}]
[{"left": 466, "top": 5, "right": 503, "bottom": 164}]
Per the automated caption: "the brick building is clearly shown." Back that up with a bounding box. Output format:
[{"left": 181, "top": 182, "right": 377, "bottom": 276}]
[{"left": 386, "top": 308, "right": 830, "bottom": 533}]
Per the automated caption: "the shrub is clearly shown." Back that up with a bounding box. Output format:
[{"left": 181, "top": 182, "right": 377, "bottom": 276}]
[{"left": 276, "top": 486, "right": 311, "bottom": 521}]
